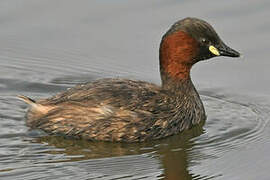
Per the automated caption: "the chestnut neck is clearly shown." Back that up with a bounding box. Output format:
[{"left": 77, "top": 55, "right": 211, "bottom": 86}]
[{"left": 159, "top": 31, "right": 198, "bottom": 91}]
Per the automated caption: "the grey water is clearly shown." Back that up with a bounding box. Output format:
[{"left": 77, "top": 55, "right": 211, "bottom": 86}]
[{"left": 0, "top": 0, "right": 270, "bottom": 179}]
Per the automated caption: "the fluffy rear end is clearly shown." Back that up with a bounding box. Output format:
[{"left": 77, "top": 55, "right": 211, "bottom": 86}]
[
  {"left": 17, "top": 95, "right": 36, "bottom": 105},
  {"left": 17, "top": 95, "right": 53, "bottom": 127}
]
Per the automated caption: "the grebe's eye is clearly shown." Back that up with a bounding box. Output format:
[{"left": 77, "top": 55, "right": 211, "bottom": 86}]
[{"left": 201, "top": 38, "right": 209, "bottom": 44}]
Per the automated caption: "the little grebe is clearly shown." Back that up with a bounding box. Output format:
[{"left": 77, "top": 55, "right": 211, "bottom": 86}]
[{"left": 19, "top": 17, "right": 240, "bottom": 142}]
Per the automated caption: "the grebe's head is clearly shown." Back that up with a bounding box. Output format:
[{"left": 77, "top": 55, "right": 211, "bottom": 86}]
[{"left": 160, "top": 17, "right": 240, "bottom": 84}]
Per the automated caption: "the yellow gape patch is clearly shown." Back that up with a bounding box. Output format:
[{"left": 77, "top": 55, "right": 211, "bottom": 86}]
[{"left": 209, "top": 45, "right": 220, "bottom": 56}]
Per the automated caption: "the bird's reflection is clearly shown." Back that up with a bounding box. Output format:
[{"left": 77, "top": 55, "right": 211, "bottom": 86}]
[{"left": 29, "top": 122, "right": 205, "bottom": 179}]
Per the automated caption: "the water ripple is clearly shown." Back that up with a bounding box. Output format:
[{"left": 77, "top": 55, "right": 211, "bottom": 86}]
[{"left": 190, "top": 91, "right": 267, "bottom": 157}]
